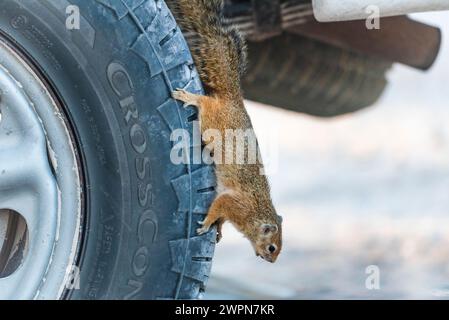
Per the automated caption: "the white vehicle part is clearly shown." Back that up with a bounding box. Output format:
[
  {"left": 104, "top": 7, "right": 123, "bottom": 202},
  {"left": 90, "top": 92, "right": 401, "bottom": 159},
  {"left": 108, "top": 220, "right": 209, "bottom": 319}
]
[{"left": 313, "top": 0, "right": 449, "bottom": 22}]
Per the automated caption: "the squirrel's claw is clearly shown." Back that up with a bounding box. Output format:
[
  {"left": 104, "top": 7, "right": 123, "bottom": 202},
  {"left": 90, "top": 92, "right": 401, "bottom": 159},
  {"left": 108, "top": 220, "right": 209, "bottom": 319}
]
[
  {"left": 172, "top": 88, "right": 201, "bottom": 107},
  {"left": 172, "top": 88, "right": 188, "bottom": 101},
  {"left": 172, "top": 90, "right": 184, "bottom": 103},
  {"left": 197, "top": 225, "right": 210, "bottom": 235}
]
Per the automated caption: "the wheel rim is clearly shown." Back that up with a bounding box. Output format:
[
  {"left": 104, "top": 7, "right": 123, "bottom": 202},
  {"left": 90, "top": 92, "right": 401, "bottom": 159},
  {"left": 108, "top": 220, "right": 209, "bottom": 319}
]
[{"left": 0, "top": 37, "right": 83, "bottom": 299}]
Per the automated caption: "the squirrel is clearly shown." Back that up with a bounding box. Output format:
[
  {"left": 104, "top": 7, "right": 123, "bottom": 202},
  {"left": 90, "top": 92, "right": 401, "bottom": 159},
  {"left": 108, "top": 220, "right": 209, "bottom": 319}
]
[{"left": 167, "top": 0, "right": 282, "bottom": 262}]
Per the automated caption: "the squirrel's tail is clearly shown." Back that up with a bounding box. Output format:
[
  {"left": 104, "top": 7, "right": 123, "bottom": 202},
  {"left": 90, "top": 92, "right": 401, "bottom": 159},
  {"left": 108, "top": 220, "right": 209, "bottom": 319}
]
[{"left": 166, "top": 0, "right": 246, "bottom": 97}]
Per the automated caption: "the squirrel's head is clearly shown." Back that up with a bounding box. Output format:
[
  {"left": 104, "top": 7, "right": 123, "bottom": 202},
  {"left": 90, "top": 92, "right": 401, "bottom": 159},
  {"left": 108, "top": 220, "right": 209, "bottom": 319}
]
[{"left": 252, "top": 215, "right": 283, "bottom": 263}]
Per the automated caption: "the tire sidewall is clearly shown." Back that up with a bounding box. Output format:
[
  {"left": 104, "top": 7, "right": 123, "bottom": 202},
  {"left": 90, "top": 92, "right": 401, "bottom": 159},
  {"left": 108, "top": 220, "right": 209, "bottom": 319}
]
[{"left": 0, "top": 0, "right": 214, "bottom": 299}]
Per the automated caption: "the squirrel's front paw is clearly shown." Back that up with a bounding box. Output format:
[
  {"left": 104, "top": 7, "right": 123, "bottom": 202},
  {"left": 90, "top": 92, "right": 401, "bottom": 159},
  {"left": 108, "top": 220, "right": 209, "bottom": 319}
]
[
  {"left": 172, "top": 89, "right": 201, "bottom": 107},
  {"left": 197, "top": 225, "right": 210, "bottom": 235}
]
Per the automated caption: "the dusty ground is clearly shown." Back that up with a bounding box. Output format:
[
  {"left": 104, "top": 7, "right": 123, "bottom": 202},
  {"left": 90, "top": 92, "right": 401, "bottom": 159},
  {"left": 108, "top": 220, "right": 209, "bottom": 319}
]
[{"left": 205, "top": 13, "right": 449, "bottom": 299}]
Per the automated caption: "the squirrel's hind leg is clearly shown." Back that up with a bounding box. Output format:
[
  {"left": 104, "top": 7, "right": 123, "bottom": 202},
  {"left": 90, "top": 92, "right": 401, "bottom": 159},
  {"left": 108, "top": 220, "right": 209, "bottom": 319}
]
[
  {"left": 197, "top": 206, "right": 221, "bottom": 235},
  {"left": 196, "top": 193, "right": 234, "bottom": 236}
]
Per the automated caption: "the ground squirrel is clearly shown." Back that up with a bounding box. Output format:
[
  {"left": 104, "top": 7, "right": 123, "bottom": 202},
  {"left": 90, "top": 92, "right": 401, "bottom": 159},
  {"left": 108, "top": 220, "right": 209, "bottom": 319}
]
[{"left": 167, "top": 0, "right": 282, "bottom": 262}]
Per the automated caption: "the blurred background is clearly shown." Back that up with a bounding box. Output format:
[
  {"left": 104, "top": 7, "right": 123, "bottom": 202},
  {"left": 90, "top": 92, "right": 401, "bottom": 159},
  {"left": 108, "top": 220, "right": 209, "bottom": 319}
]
[{"left": 205, "top": 12, "right": 449, "bottom": 299}]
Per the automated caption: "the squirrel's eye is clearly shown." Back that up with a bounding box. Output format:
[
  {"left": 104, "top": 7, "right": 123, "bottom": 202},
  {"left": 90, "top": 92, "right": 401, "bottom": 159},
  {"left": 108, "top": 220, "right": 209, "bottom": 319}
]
[{"left": 268, "top": 245, "right": 276, "bottom": 253}]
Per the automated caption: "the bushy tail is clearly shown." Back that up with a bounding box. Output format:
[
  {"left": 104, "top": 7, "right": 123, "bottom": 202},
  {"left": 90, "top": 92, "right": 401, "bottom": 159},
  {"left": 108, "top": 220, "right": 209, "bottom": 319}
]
[{"left": 166, "top": 0, "right": 246, "bottom": 97}]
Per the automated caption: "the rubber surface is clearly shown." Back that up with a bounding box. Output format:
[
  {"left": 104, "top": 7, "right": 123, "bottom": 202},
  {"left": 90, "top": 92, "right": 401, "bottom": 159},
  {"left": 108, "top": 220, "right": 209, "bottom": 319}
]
[
  {"left": 243, "top": 32, "right": 392, "bottom": 117},
  {"left": 0, "top": 0, "right": 216, "bottom": 299}
]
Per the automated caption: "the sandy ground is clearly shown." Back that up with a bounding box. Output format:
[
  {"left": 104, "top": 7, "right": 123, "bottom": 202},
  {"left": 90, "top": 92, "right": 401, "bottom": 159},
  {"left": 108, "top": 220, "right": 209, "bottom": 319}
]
[{"left": 205, "top": 12, "right": 449, "bottom": 299}]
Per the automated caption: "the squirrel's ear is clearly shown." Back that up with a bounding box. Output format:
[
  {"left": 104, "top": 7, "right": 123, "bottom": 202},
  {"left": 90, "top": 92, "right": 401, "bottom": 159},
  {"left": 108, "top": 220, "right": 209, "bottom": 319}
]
[{"left": 261, "top": 224, "right": 278, "bottom": 236}]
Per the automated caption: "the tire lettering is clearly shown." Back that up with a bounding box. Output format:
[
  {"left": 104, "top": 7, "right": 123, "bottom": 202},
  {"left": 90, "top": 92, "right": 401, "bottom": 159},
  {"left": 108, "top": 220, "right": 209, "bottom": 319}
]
[
  {"left": 130, "top": 123, "right": 147, "bottom": 154},
  {"left": 137, "top": 210, "right": 158, "bottom": 244},
  {"left": 138, "top": 183, "right": 152, "bottom": 207},
  {"left": 132, "top": 246, "right": 149, "bottom": 277},
  {"left": 135, "top": 157, "right": 150, "bottom": 180},
  {"left": 107, "top": 61, "right": 157, "bottom": 299}
]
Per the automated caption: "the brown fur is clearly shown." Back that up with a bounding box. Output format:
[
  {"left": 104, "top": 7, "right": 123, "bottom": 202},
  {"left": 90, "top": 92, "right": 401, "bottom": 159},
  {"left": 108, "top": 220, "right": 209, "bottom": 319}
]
[{"left": 167, "top": 0, "right": 282, "bottom": 263}]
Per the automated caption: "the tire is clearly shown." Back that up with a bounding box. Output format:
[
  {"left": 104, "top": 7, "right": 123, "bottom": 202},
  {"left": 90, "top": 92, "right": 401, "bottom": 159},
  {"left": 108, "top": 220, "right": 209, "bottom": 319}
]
[
  {"left": 0, "top": 0, "right": 216, "bottom": 299},
  {"left": 242, "top": 32, "right": 393, "bottom": 117}
]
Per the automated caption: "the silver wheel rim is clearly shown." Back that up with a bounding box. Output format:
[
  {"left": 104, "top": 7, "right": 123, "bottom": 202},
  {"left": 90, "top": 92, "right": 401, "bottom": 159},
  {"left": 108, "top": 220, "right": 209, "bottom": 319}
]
[{"left": 0, "top": 38, "right": 82, "bottom": 299}]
